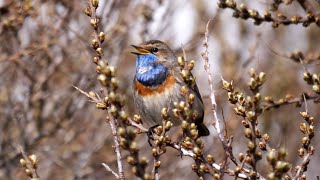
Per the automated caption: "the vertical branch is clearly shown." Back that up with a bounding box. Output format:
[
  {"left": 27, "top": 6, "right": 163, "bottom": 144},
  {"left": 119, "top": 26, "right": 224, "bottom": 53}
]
[
  {"left": 107, "top": 116, "right": 125, "bottom": 179},
  {"left": 201, "top": 19, "right": 225, "bottom": 144},
  {"left": 85, "top": 0, "right": 125, "bottom": 179},
  {"left": 152, "top": 156, "right": 160, "bottom": 180}
]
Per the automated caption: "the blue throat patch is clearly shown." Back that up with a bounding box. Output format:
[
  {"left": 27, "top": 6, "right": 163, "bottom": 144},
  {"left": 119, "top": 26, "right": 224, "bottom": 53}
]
[{"left": 135, "top": 54, "right": 168, "bottom": 87}]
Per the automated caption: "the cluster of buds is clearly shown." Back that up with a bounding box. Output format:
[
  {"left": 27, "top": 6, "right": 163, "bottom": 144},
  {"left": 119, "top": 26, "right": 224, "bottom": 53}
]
[
  {"left": 119, "top": 125, "right": 148, "bottom": 177},
  {"left": 303, "top": 70, "right": 320, "bottom": 94},
  {"left": 266, "top": 149, "right": 291, "bottom": 179},
  {"left": 235, "top": 153, "right": 261, "bottom": 179},
  {"left": 85, "top": 0, "right": 126, "bottom": 122},
  {"left": 85, "top": 0, "right": 106, "bottom": 61},
  {"left": 150, "top": 108, "right": 175, "bottom": 179},
  {"left": 2, "top": 0, "right": 35, "bottom": 31},
  {"left": 294, "top": 112, "right": 315, "bottom": 178},
  {"left": 217, "top": 0, "right": 320, "bottom": 27},
  {"left": 96, "top": 61, "right": 127, "bottom": 115},
  {"left": 299, "top": 112, "right": 315, "bottom": 150},
  {"left": 20, "top": 154, "right": 40, "bottom": 180},
  {"left": 85, "top": 1, "right": 149, "bottom": 179},
  {"left": 222, "top": 68, "right": 270, "bottom": 175},
  {"left": 248, "top": 68, "right": 266, "bottom": 93},
  {"left": 223, "top": 68, "right": 266, "bottom": 118},
  {"left": 178, "top": 57, "right": 196, "bottom": 88},
  {"left": 177, "top": 56, "right": 213, "bottom": 179}
]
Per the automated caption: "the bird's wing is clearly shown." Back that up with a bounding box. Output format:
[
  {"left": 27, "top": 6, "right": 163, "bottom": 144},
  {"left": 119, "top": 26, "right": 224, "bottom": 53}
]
[
  {"left": 172, "top": 66, "right": 210, "bottom": 136},
  {"left": 172, "top": 66, "right": 204, "bottom": 104}
]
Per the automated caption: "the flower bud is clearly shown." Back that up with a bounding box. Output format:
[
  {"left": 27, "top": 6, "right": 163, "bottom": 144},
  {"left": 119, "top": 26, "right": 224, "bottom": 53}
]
[
  {"left": 92, "top": 0, "right": 99, "bottom": 8},
  {"left": 20, "top": 159, "right": 27, "bottom": 167},
  {"left": 244, "top": 128, "right": 253, "bottom": 139},
  {"left": 98, "top": 32, "right": 105, "bottom": 43},
  {"left": 177, "top": 56, "right": 185, "bottom": 67},
  {"left": 92, "top": 39, "right": 99, "bottom": 49},
  {"left": 267, "top": 149, "right": 277, "bottom": 165}
]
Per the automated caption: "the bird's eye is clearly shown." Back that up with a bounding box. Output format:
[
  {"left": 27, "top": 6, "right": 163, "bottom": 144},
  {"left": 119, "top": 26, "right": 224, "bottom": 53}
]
[{"left": 151, "top": 47, "right": 158, "bottom": 53}]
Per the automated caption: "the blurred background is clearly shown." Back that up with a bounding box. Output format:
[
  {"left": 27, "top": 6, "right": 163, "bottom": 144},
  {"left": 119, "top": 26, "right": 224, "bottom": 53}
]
[{"left": 0, "top": 0, "right": 319, "bottom": 179}]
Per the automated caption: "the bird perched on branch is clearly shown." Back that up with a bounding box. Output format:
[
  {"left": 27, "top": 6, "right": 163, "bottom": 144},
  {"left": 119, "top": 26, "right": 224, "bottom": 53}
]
[{"left": 131, "top": 40, "right": 210, "bottom": 136}]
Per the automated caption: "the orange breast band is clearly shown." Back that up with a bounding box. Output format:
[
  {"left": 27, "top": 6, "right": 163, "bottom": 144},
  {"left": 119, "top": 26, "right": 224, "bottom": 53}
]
[{"left": 135, "top": 75, "right": 176, "bottom": 96}]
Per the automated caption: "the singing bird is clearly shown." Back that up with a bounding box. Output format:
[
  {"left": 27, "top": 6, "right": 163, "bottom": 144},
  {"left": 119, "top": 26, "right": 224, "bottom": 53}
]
[{"left": 131, "top": 40, "right": 210, "bottom": 136}]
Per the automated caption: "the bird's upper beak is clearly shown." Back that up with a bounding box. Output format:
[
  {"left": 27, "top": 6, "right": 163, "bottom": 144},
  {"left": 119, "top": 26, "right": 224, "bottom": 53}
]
[{"left": 131, "top": 45, "right": 150, "bottom": 55}]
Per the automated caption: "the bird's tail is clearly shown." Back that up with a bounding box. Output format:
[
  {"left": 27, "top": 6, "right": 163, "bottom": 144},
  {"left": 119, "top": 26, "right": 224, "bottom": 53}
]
[{"left": 196, "top": 122, "right": 210, "bottom": 136}]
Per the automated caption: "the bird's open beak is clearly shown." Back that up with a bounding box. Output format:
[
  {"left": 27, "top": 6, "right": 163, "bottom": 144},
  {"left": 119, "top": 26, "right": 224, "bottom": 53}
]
[{"left": 131, "top": 45, "right": 150, "bottom": 55}]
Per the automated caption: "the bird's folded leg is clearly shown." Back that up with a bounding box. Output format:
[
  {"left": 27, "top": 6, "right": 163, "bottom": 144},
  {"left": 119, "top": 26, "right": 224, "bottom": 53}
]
[
  {"left": 177, "top": 133, "right": 187, "bottom": 159},
  {"left": 147, "top": 124, "right": 160, "bottom": 147}
]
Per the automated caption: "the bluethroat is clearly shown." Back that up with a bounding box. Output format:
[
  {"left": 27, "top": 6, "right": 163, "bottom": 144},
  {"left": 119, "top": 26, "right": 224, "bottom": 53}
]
[{"left": 131, "top": 40, "right": 210, "bottom": 136}]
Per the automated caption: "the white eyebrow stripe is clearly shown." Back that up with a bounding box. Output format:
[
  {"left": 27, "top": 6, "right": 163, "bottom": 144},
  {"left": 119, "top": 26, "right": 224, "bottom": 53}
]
[{"left": 138, "top": 66, "right": 152, "bottom": 74}]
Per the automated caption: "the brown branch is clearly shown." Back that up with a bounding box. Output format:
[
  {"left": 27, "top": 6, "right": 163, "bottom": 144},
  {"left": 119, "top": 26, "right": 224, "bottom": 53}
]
[
  {"left": 218, "top": 0, "right": 320, "bottom": 27},
  {"left": 74, "top": 85, "right": 125, "bottom": 179},
  {"left": 262, "top": 93, "right": 320, "bottom": 111},
  {"left": 201, "top": 19, "right": 234, "bottom": 177},
  {"left": 128, "top": 116, "right": 255, "bottom": 179},
  {"left": 292, "top": 94, "right": 314, "bottom": 179},
  {"left": 85, "top": 1, "right": 125, "bottom": 178},
  {"left": 293, "top": 152, "right": 311, "bottom": 179},
  {"left": 74, "top": 86, "right": 266, "bottom": 179},
  {"left": 106, "top": 116, "right": 125, "bottom": 179}
]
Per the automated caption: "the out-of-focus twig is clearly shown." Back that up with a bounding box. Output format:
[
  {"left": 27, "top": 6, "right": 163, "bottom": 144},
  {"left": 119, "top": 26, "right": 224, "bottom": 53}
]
[
  {"left": 297, "top": 0, "right": 317, "bottom": 13},
  {"left": 262, "top": 93, "right": 320, "bottom": 111}
]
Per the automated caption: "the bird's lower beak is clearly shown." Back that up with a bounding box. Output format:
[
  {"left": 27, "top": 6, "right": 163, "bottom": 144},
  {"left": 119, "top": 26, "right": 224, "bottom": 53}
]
[{"left": 131, "top": 45, "right": 150, "bottom": 55}]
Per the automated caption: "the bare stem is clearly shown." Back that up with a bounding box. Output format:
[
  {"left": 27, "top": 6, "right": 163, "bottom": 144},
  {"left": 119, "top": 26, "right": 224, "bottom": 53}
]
[
  {"left": 201, "top": 19, "right": 225, "bottom": 144},
  {"left": 107, "top": 116, "right": 125, "bottom": 179},
  {"left": 262, "top": 93, "right": 320, "bottom": 111},
  {"left": 293, "top": 153, "right": 311, "bottom": 180},
  {"left": 102, "top": 163, "right": 120, "bottom": 179}
]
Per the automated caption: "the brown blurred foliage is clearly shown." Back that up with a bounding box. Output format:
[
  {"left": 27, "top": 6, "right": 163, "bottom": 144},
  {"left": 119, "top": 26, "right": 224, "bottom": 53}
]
[{"left": 0, "top": 0, "right": 319, "bottom": 179}]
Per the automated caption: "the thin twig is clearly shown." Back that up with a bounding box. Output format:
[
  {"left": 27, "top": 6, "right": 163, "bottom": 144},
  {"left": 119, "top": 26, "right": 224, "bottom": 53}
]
[
  {"left": 153, "top": 157, "right": 160, "bottom": 180},
  {"left": 201, "top": 19, "right": 225, "bottom": 143},
  {"left": 19, "top": 146, "right": 40, "bottom": 179},
  {"left": 102, "top": 163, "right": 120, "bottom": 179},
  {"left": 201, "top": 19, "right": 229, "bottom": 177},
  {"left": 292, "top": 93, "right": 313, "bottom": 180},
  {"left": 262, "top": 93, "right": 320, "bottom": 111},
  {"left": 74, "top": 85, "right": 125, "bottom": 179},
  {"left": 293, "top": 152, "right": 311, "bottom": 179},
  {"left": 106, "top": 116, "right": 125, "bottom": 180}
]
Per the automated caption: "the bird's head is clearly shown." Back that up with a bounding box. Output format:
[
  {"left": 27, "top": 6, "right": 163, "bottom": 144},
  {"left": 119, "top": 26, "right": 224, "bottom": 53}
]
[
  {"left": 131, "top": 40, "right": 176, "bottom": 86},
  {"left": 131, "top": 40, "right": 176, "bottom": 63}
]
